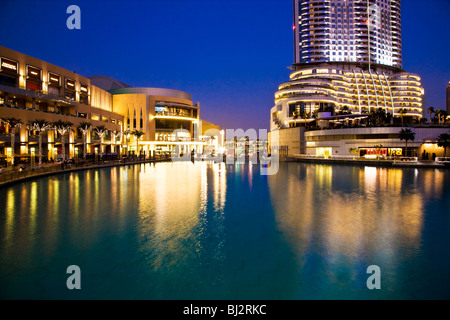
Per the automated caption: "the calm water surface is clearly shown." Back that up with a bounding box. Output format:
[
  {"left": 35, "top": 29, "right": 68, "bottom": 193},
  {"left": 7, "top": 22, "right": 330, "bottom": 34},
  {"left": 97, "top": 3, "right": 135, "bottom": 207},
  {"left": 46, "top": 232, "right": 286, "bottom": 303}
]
[{"left": 0, "top": 162, "right": 449, "bottom": 299}]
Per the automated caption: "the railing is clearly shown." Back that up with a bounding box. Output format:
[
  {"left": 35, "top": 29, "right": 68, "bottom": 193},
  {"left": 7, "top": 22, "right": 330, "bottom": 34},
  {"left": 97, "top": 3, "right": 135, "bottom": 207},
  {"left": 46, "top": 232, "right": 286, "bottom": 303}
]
[
  {"left": 393, "top": 157, "right": 418, "bottom": 163},
  {"left": 293, "top": 154, "right": 325, "bottom": 159},
  {"left": 0, "top": 155, "right": 171, "bottom": 185},
  {"left": 292, "top": 154, "right": 357, "bottom": 160},
  {"left": 0, "top": 165, "right": 63, "bottom": 184},
  {"left": 292, "top": 154, "right": 419, "bottom": 162},
  {"left": 0, "top": 83, "right": 77, "bottom": 106},
  {"left": 435, "top": 157, "right": 450, "bottom": 164},
  {"left": 0, "top": 104, "right": 123, "bottom": 125},
  {"left": 155, "top": 111, "right": 192, "bottom": 118},
  {"left": 0, "top": 103, "right": 78, "bottom": 118}
]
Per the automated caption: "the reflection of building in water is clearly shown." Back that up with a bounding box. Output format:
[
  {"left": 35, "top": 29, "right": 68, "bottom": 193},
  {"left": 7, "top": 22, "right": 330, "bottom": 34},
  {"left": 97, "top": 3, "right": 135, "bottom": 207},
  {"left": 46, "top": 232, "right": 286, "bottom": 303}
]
[
  {"left": 267, "top": 164, "right": 317, "bottom": 255},
  {"left": 421, "top": 169, "right": 445, "bottom": 200},
  {"left": 135, "top": 162, "right": 227, "bottom": 271},
  {"left": 137, "top": 162, "right": 204, "bottom": 238},
  {"left": 211, "top": 162, "right": 227, "bottom": 212},
  {"left": 267, "top": 164, "right": 443, "bottom": 267},
  {"left": 315, "top": 165, "right": 332, "bottom": 191}
]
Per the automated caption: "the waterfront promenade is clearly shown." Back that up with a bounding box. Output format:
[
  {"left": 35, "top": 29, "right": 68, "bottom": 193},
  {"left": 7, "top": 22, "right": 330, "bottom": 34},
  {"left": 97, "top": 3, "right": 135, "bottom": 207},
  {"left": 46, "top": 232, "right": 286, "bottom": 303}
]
[
  {"left": 1, "top": 154, "right": 448, "bottom": 188},
  {"left": 0, "top": 156, "right": 171, "bottom": 187},
  {"left": 287, "top": 154, "right": 450, "bottom": 169}
]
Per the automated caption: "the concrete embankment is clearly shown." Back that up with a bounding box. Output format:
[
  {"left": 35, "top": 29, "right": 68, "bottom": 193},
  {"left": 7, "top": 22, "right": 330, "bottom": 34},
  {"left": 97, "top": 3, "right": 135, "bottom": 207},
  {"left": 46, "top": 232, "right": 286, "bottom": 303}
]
[
  {"left": 0, "top": 159, "right": 170, "bottom": 188},
  {"left": 284, "top": 157, "right": 448, "bottom": 169}
]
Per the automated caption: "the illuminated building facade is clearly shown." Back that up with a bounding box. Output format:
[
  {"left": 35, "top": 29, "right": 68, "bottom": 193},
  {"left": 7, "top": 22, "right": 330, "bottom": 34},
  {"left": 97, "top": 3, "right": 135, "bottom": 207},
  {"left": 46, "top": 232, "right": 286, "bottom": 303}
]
[
  {"left": 0, "top": 46, "right": 123, "bottom": 161},
  {"left": 273, "top": 1, "right": 423, "bottom": 131},
  {"left": 304, "top": 126, "right": 450, "bottom": 159},
  {"left": 269, "top": 125, "right": 450, "bottom": 159},
  {"left": 0, "top": 46, "right": 216, "bottom": 163},
  {"left": 269, "top": 1, "right": 434, "bottom": 159},
  {"left": 104, "top": 83, "right": 204, "bottom": 156},
  {"left": 294, "top": 0, "right": 402, "bottom": 67},
  {"left": 270, "top": 61, "right": 424, "bottom": 131}
]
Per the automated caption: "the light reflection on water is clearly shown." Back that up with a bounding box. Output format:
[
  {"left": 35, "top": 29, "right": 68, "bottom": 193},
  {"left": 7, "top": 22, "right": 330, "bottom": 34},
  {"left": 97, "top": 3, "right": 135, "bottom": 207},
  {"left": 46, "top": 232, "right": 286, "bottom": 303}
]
[
  {"left": 269, "top": 165, "right": 450, "bottom": 298},
  {"left": 272, "top": 165, "right": 425, "bottom": 254},
  {"left": 0, "top": 162, "right": 449, "bottom": 299}
]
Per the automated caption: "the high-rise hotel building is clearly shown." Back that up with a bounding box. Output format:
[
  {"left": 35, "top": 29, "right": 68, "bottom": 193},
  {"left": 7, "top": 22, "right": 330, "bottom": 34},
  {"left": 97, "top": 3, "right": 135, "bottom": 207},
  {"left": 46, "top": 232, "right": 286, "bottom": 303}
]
[
  {"left": 294, "top": 0, "right": 402, "bottom": 67},
  {"left": 271, "top": 0, "right": 424, "bottom": 131}
]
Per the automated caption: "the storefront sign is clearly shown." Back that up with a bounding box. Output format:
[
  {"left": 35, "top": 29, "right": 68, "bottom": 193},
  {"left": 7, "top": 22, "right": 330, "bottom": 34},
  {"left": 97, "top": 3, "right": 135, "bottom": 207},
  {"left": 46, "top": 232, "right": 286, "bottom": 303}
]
[
  {"left": 1, "top": 58, "right": 18, "bottom": 73},
  {"left": 49, "top": 73, "right": 61, "bottom": 86},
  {"left": 65, "top": 78, "right": 75, "bottom": 90},
  {"left": 27, "top": 66, "right": 41, "bottom": 80},
  {"left": 387, "top": 148, "right": 403, "bottom": 156},
  {"left": 360, "top": 148, "right": 403, "bottom": 157},
  {"left": 365, "top": 148, "right": 388, "bottom": 156}
]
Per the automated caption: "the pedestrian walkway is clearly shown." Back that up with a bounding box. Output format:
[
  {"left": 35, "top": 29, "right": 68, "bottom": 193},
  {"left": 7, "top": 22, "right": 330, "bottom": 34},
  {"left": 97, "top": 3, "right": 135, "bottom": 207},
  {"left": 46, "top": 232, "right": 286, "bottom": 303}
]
[
  {"left": 286, "top": 155, "right": 449, "bottom": 169},
  {"left": 0, "top": 157, "right": 171, "bottom": 187}
]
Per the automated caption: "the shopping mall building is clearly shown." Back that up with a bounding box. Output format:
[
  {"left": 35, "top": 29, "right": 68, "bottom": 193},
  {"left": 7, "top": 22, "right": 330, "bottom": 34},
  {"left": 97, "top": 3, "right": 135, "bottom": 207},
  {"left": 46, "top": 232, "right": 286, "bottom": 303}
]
[
  {"left": 0, "top": 46, "right": 220, "bottom": 163},
  {"left": 272, "top": 125, "right": 449, "bottom": 160}
]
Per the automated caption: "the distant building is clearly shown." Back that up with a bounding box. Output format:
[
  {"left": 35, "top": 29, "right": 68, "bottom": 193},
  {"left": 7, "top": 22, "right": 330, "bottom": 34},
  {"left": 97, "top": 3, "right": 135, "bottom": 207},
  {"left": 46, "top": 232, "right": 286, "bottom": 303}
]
[{"left": 199, "top": 119, "right": 224, "bottom": 155}]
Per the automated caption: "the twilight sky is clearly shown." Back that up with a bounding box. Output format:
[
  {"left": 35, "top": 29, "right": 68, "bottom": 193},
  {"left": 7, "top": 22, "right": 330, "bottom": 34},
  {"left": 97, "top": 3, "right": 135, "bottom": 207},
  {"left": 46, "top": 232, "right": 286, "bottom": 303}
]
[{"left": 1, "top": 0, "right": 449, "bottom": 130}]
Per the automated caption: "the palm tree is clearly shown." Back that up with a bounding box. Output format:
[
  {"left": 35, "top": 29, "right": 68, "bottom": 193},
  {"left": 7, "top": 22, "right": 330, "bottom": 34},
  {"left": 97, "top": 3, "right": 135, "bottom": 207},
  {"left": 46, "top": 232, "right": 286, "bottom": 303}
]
[
  {"left": 93, "top": 125, "right": 108, "bottom": 159},
  {"left": 338, "top": 106, "right": 351, "bottom": 115},
  {"left": 370, "top": 108, "right": 386, "bottom": 126},
  {"left": 111, "top": 130, "right": 122, "bottom": 155},
  {"left": 437, "top": 133, "right": 450, "bottom": 159},
  {"left": 78, "top": 121, "right": 92, "bottom": 159},
  {"left": 435, "top": 109, "right": 442, "bottom": 124},
  {"left": 27, "top": 119, "right": 52, "bottom": 166},
  {"left": 131, "top": 130, "right": 145, "bottom": 157},
  {"left": 427, "top": 107, "right": 435, "bottom": 124},
  {"left": 399, "top": 128, "right": 415, "bottom": 157},
  {"left": 53, "top": 120, "right": 73, "bottom": 162},
  {"left": 292, "top": 110, "right": 299, "bottom": 127},
  {"left": 2, "top": 118, "right": 22, "bottom": 166},
  {"left": 122, "top": 129, "right": 131, "bottom": 156},
  {"left": 435, "top": 109, "right": 447, "bottom": 125},
  {"left": 301, "top": 111, "right": 309, "bottom": 121},
  {"left": 312, "top": 109, "right": 319, "bottom": 119},
  {"left": 301, "top": 111, "right": 309, "bottom": 127},
  {"left": 398, "top": 108, "right": 407, "bottom": 126},
  {"left": 441, "top": 110, "right": 448, "bottom": 124}
]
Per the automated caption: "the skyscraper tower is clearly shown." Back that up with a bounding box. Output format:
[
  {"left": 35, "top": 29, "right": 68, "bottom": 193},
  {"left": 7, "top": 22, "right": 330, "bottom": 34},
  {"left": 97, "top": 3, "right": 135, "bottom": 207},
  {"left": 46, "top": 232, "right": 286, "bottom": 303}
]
[
  {"left": 294, "top": 0, "right": 402, "bottom": 68},
  {"left": 271, "top": 0, "right": 424, "bottom": 132}
]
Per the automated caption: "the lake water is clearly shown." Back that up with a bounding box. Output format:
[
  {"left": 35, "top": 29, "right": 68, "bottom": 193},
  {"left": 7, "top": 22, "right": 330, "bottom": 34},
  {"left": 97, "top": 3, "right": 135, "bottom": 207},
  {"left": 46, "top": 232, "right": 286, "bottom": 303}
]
[{"left": 0, "top": 162, "right": 449, "bottom": 299}]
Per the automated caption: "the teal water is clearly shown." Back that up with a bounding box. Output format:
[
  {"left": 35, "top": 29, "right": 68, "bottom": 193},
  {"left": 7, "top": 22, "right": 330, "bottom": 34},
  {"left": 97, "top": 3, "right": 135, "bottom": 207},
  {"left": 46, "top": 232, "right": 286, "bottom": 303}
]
[{"left": 0, "top": 162, "right": 449, "bottom": 300}]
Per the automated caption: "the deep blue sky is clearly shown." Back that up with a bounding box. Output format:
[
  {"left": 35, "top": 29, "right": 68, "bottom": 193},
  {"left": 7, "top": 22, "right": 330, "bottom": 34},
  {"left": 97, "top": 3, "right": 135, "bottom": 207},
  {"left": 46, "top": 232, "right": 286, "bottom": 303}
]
[{"left": 1, "top": 0, "right": 449, "bottom": 130}]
